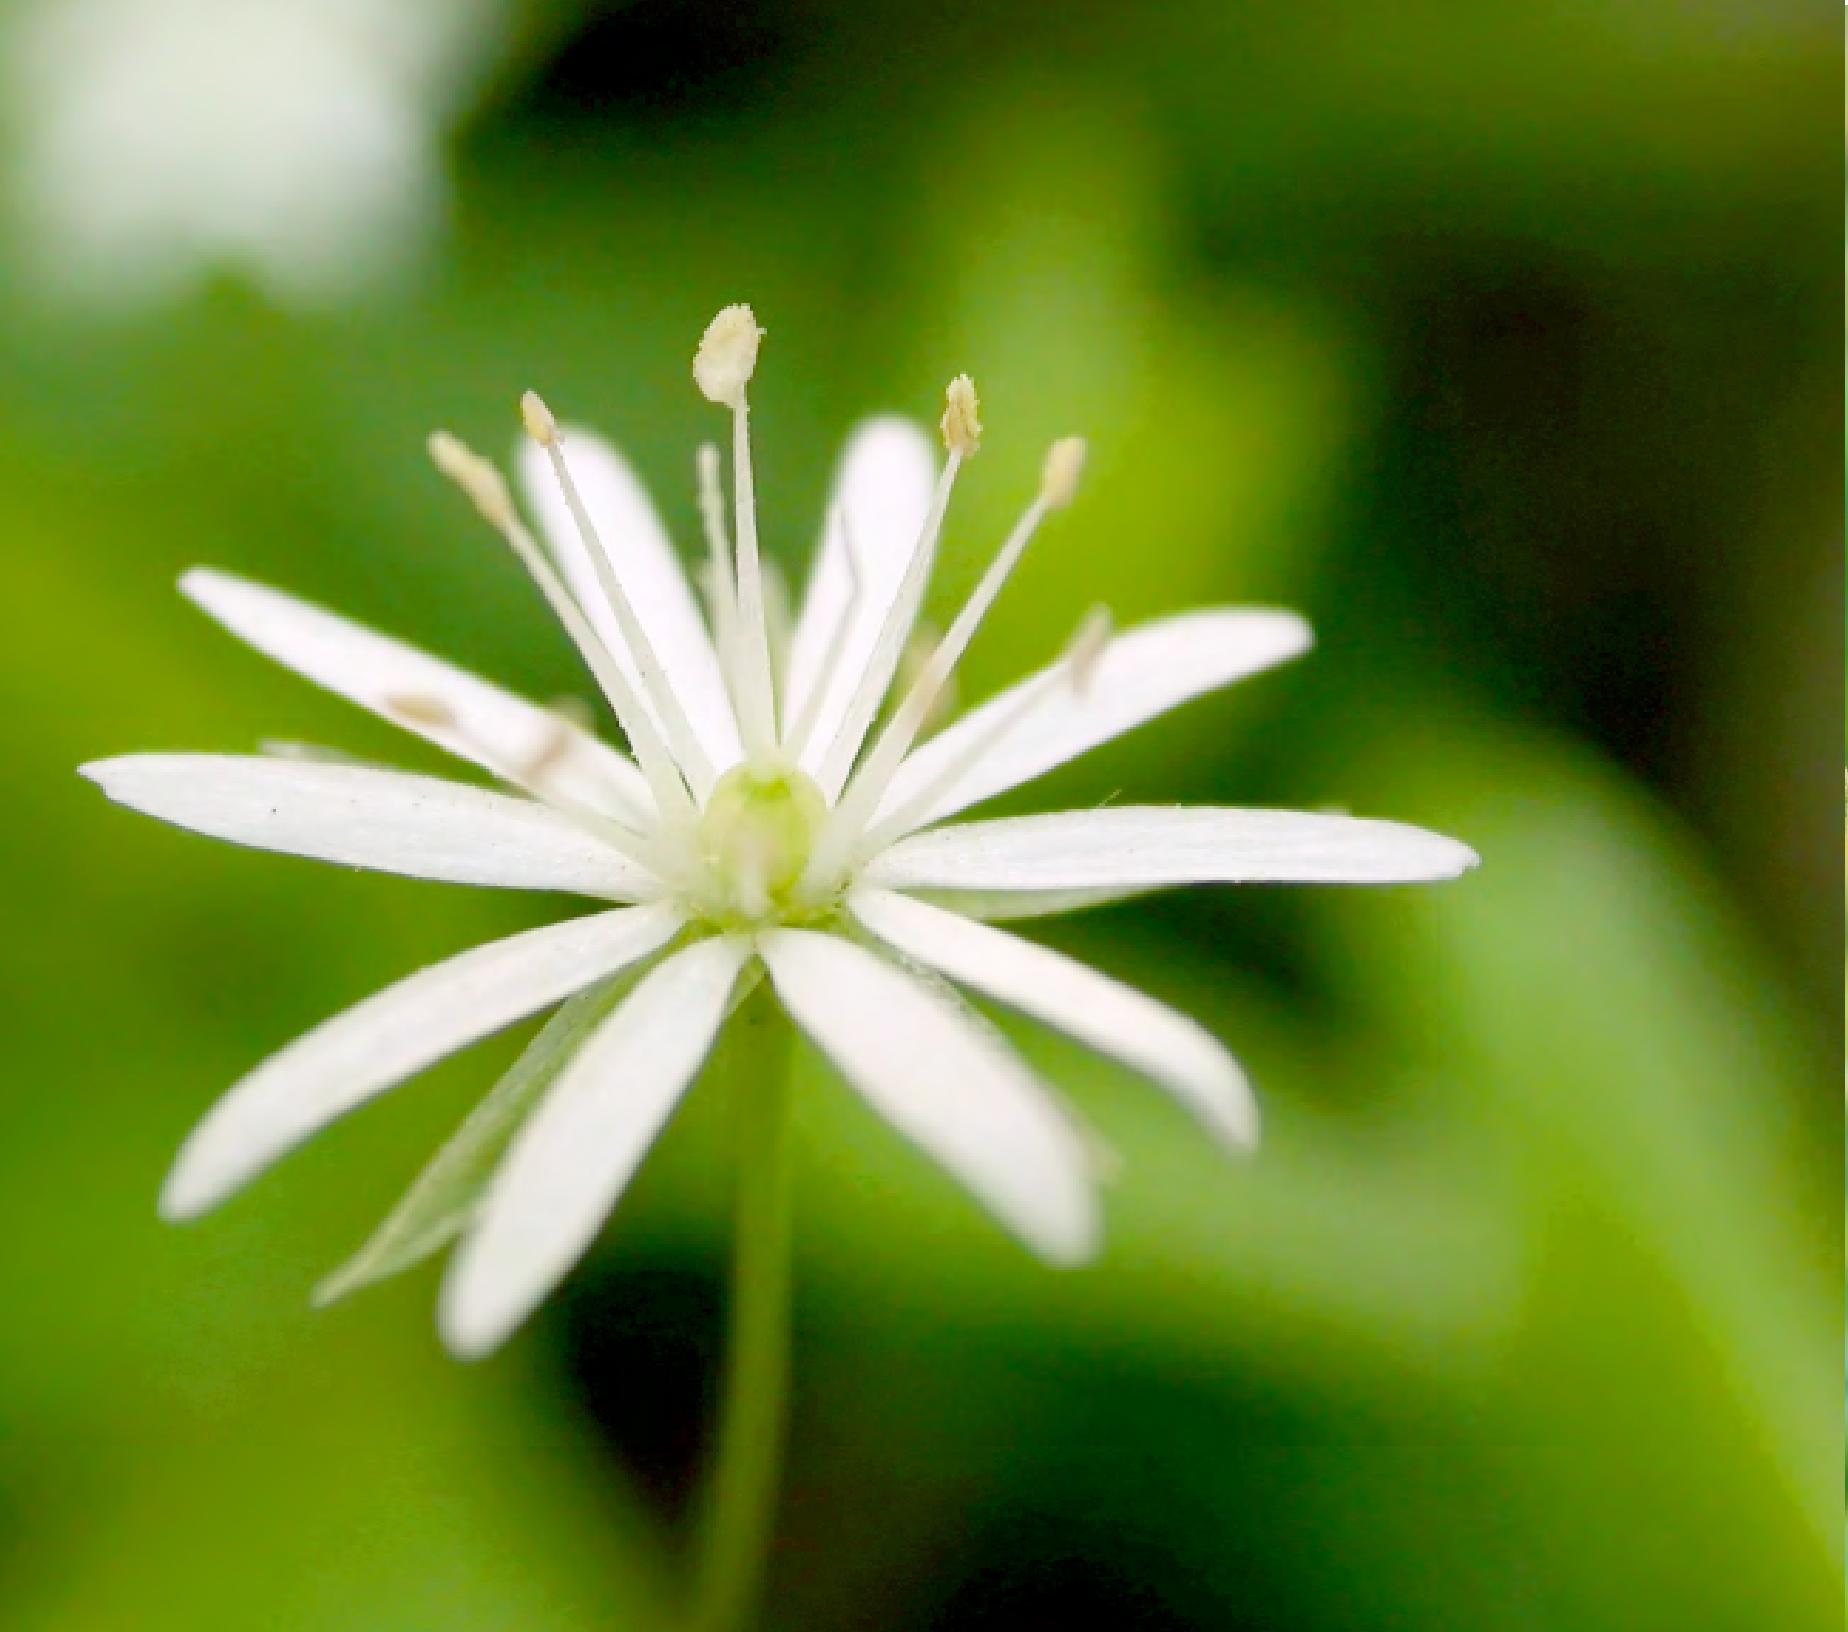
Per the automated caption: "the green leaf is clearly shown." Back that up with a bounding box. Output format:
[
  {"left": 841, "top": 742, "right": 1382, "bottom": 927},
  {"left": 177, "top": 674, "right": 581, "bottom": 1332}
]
[{"left": 312, "top": 976, "right": 628, "bottom": 1307}]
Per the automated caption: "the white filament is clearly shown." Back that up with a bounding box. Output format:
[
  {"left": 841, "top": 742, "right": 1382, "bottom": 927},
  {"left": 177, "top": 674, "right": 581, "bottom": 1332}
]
[
  {"left": 811, "top": 449, "right": 966, "bottom": 795},
  {"left": 728, "top": 395, "right": 780, "bottom": 761},
  {"left": 808, "top": 486, "right": 1056, "bottom": 884}
]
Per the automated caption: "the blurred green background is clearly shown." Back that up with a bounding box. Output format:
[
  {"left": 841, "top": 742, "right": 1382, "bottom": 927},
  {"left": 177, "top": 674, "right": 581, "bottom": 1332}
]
[{"left": 0, "top": 1, "right": 1836, "bottom": 1627}]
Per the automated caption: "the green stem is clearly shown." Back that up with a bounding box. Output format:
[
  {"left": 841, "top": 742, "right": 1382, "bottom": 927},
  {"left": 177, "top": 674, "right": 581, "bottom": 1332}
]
[{"left": 692, "top": 985, "right": 796, "bottom": 1632}]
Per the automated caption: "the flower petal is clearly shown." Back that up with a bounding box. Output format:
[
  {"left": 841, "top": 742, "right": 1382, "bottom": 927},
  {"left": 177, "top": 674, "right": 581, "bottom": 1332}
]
[
  {"left": 82, "top": 754, "right": 658, "bottom": 897},
  {"left": 761, "top": 928, "right": 1097, "bottom": 1264},
  {"left": 440, "top": 935, "right": 748, "bottom": 1358},
  {"left": 851, "top": 887, "right": 1257, "bottom": 1149},
  {"left": 874, "top": 609, "right": 1312, "bottom": 832},
  {"left": 182, "top": 568, "right": 652, "bottom": 824},
  {"left": 517, "top": 428, "right": 741, "bottom": 784},
  {"left": 162, "top": 902, "right": 685, "bottom": 1220},
  {"left": 865, "top": 806, "right": 1481, "bottom": 893},
  {"left": 784, "top": 418, "right": 937, "bottom": 777},
  {"left": 903, "top": 886, "right": 1149, "bottom": 922},
  {"left": 312, "top": 980, "right": 624, "bottom": 1308}
]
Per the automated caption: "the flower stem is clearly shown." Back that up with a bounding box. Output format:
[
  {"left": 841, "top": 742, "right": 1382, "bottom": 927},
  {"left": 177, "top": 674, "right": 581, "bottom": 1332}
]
[{"left": 692, "top": 983, "right": 796, "bottom": 1632}]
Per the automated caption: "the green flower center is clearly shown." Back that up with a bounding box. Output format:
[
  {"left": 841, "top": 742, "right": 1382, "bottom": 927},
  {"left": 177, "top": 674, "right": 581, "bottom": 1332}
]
[{"left": 695, "top": 763, "right": 829, "bottom": 926}]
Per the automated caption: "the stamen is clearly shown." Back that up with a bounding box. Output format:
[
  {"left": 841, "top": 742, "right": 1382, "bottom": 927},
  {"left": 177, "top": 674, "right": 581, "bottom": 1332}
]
[
  {"left": 728, "top": 390, "right": 780, "bottom": 758},
  {"left": 778, "top": 507, "right": 864, "bottom": 764},
  {"left": 859, "top": 605, "right": 1112, "bottom": 850},
  {"left": 428, "top": 432, "right": 699, "bottom": 836},
  {"left": 520, "top": 391, "right": 716, "bottom": 794},
  {"left": 693, "top": 306, "right": 779, "bottom": 761},
  {"left": 1039, "top": 436, "right": 1087, "bottom": 511},
  {"left": 811, "top": 375, "right": 979, "bottom": 795},
  {"left": 806, "top": 434, "right": 1087, "bottom": 887}
]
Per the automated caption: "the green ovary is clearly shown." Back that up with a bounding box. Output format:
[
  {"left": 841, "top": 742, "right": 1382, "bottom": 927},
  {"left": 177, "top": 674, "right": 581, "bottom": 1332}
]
[{"left": 696, "top": 764, "right": 830, "bottom": 924}]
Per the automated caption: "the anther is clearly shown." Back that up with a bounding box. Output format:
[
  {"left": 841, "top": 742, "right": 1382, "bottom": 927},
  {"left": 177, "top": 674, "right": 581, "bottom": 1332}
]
[
  {"left": 694, "top": 304, "right": 763, "bottom": 408},
  {"left": 693, "top": 307, "right": 778, "bottom": 760},
  {"left": 383, "top": 692, "right": 457, "bottom": 729},
  {"left": 519, "top": 389, "right": 559, "bottom": 446},
  {"left": 1040, "top": 437, "right": 1087, "bottom": 510},
  {"left": 941, "top": 374, "right": 981, "bottom": 457},
  {"left": 521, "top": 718, "right": 575, "bottom": 783},
  {"left": 428, "top": 432, "right": 518, "bottom": 533}
]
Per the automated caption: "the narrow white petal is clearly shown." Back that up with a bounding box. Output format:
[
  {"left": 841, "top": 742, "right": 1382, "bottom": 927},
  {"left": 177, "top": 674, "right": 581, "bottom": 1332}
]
[
  {"left": 874, "top": 610, "right": 1312, "bottom": 832},
  {"left": 517, "top": 430, "right": 742, "bottom": 784},
  {"left": 161, "top": 903, "right": 685, "bottom": 1220},
  {"left": 903, "top": 886, "right": 1149, "bottom": 922},
  {"left": 82, "top": 755, "right": 658, "bottom": 898},
  {"left": 851, "top": 888, "right": 1257, "bottom": 1149},
  {"left": 440, "top": 935, "right": 748, "bottom": 1358},
  {"left": 182, "top": 569, "right": 652, "bottom": 823},
  {"left": 784, "top": 419, "right": 936, "bottom": 775},
  {"left": 866, "top": 806, "right": 1480, "bottom": 893},
  {"left": 761, "top": 929, "right": 1097, "bottom": 1264}
]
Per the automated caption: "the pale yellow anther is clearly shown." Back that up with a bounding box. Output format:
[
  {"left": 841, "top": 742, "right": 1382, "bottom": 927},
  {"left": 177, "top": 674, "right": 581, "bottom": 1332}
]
[
  {"left": 694, "top": 303, "right": 763, "bottom": 406},
  {"left": 383, "top": 691, "right": 457, "bottom": 728},
  {"left": 940, "top": 374, "right": 982, "bottom": 456},
  {"left": 547, "top": 696, "right": 597, "bottom": 732},
  {"left": 521, "top": 718, "right": 574, "bottom": 783},
  {"left": 1065, "top": 605, "right": 1113, "bottom": 695},
  {"left": 1040, "top": 437, "right": 1087, "bottom": 510},
  {"left": 428, "top": 431, "right": 518, "bottom": 533},
  {"left": 519, "top": 390, "right": 559, "bottom": 446}
]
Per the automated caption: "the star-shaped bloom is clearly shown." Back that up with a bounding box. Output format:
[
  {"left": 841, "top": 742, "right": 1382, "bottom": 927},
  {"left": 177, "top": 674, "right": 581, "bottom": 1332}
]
[{"left": 84, "top": 306, "right": 1477, "bottom": 1356}]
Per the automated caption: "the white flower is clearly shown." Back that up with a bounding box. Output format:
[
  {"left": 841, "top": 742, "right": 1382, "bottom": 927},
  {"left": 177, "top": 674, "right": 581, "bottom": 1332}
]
[
  {"left": 5, "top": 0, "right": 502, "bottom": 309},
  {"left": 83, "top": 305, "right": 1478, "bottom": 1357}
]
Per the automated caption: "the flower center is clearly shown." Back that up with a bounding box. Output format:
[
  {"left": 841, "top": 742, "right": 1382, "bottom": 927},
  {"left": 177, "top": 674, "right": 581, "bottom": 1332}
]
[{"left": 695, "top": 763, "right": 828, "bottom": 925}]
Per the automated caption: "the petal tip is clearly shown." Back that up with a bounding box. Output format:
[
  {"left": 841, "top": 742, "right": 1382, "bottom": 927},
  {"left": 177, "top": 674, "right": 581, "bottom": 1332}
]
[
  {"left": 156, "top": 1163, "right": 217, "bottom": 1224},
  {"left": 436, "top": 1284, "right": 508, "bottom": 1363},
  {"left": 1040, "top": 1222, "right": 1103, "bottom": 1269},
  {"left": 77, "top": 757, "right": 142, "bottom": 797},
  {"left": 306, "top": 1272, "right": 351, "bottom": 1311},
  {"left": 1444, "top": 837, "right": 1483, "bottom": 877},
  {"left": 1214, "top": 1098, "right": 1262, "bottom": 1154},
  {"left": 1030, "top": 1192, "right": 1104, "bottom": 1268}
]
